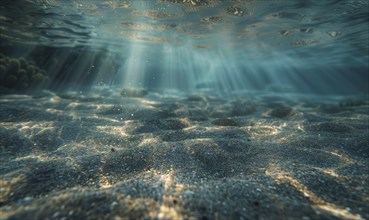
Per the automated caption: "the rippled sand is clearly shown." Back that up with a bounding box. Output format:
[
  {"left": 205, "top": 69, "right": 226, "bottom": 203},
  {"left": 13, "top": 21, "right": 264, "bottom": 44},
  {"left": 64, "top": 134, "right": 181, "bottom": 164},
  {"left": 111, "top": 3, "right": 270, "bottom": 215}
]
[{"left": 1, "top": 88, "right": 368, "bottom": 219}]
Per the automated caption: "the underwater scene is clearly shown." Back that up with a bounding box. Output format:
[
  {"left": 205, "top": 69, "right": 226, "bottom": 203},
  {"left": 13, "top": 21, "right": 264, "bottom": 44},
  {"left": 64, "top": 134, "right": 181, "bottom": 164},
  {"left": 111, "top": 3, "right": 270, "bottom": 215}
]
[{"left": 0, "top": 0, "right": 368, "bottom": 219}]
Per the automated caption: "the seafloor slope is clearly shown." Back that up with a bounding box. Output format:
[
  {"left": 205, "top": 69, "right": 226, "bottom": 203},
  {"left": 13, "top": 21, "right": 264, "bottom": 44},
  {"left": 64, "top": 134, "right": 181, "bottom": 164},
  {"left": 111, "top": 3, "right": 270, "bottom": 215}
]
[{"left": 0, "top": 88, "right": 368, "bottom": 219}]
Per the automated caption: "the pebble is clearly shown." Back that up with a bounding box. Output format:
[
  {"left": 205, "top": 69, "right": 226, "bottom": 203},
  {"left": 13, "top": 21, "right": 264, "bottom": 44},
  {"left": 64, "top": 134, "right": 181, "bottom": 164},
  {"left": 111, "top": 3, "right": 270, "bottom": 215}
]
[
  {"left": 23, "top": 197, "right": 32, "bottom": 202},
  {"left": 110, "top": 201, "right": 118, "bottom": 210},
  {"left": 184, "top": 189, "right": 194, "bottom": 196},
  {"left": 52, "top": 212, "right": 60, "bottom": 218}
]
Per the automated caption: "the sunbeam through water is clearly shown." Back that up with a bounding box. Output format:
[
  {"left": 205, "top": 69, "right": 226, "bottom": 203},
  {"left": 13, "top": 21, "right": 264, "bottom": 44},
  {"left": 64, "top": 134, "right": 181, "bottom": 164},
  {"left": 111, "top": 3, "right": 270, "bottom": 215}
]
[{"left": 0, "top": 0, "right": 368, "bottom": 219}]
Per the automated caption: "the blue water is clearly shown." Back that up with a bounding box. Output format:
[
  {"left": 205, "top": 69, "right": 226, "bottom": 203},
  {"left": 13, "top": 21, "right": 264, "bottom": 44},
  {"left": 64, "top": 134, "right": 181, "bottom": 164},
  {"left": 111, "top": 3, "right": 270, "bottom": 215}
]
[
  {"left": 0, "top": 0, "right": 368, "bottom": 96},
  {"left": 1, "top": 2, "right": 369, "bottom": 219}
]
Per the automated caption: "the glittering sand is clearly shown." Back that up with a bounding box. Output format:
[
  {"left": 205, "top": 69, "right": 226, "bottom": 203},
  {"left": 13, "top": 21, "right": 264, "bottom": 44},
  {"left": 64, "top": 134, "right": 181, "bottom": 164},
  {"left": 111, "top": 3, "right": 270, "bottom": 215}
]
[{"left": 1, "top": 88, "right": 368, "bottom": 219}]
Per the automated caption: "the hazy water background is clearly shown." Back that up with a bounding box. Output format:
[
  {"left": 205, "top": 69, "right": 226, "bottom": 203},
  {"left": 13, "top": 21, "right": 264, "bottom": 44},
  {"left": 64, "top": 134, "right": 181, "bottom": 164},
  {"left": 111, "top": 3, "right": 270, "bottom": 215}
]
[
  {"left": 0, "top": 0, "right": 368, "bottom": 96},
  {"left": 1, "top": 2, "right": 369, "bottom": 219}
]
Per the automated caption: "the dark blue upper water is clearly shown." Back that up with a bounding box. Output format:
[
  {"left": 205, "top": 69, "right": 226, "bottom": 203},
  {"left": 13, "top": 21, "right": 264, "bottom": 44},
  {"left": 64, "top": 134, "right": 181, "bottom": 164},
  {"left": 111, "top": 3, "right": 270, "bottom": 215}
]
[{"left": 0, "top": 0, "right": 368, "bottom": 95}]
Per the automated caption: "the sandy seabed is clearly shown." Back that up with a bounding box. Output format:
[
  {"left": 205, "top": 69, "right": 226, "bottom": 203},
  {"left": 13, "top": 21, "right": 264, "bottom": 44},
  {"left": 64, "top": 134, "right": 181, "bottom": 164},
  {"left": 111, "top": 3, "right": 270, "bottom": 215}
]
[{"left": 0, "top": 88, "right": 368, "bottom": 220}]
